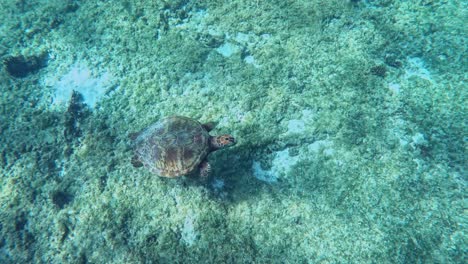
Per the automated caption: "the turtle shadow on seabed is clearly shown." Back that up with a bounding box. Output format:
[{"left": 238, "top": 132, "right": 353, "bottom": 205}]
[
  {"left": 198, "top": 142, "right": 296, "bottom": 203},
  {"left": 201, "top": 132, "right": 337, "bottom": 205}
]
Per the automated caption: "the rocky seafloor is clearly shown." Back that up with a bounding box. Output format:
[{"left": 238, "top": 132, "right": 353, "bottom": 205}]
[{"left": 0, "top": 0, "right": 466, "bottom": 263}]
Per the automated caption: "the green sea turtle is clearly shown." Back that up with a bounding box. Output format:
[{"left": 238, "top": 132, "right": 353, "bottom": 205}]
[{"left": 130, "top": 116, "right": 236, "bottom": 178}]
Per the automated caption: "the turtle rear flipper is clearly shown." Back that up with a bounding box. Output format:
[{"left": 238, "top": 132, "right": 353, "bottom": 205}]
[{"left": 131, "top": 155, "right": 143, "bottom": 168}]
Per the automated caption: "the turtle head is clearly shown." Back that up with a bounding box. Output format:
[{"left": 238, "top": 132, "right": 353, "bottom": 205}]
[{"left": 210, "top": 134, "right": 236, "bottom": 150}]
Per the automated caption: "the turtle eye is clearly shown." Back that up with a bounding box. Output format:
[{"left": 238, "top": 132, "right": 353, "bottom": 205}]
[
  {"left": 218, "top": 135, "right": 235, "bottom": 146},
  {"left": 224, "top": 136, "right": 235, "bottom": 144}
]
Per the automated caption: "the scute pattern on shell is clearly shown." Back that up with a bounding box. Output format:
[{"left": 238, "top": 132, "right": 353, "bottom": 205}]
[{"left": 133, "top": 116, "right": 210, "bottom": 177}]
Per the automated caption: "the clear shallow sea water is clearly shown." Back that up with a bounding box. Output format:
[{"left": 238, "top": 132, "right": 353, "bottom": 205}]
[{"left": 0, "top": 1, "right": 466, "bottom": 263}]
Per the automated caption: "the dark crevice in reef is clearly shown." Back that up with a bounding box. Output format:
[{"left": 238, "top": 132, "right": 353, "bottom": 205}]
[
  {"left": 51, "top": 190, "right": 74, "bottom": 209},
  {"left": 2, "top": 53, "right": 48, "bottom": 78},
  {"left": 63, "top": 90, "right": 90, "bottom": 156}
]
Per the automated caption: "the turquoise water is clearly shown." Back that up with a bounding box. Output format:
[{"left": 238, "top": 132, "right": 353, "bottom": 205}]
[{"left": 0, "top": 1, "right": 466, "bottom": 263}]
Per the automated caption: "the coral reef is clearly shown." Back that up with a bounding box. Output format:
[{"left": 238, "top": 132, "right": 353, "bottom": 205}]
[{"left": 0, "top": 0, "right": 465, "bottom": 263}]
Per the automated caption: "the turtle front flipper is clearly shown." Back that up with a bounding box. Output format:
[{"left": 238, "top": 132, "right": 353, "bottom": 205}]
[
  {"left": 199, "top": 161, "right": 211, "bottom": 178},
  {"left": 202, "top": 121, "right": 217, "bottom": 132},
  {"left": 131, "top": 155, "right": 143, "bottom": 168}
]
